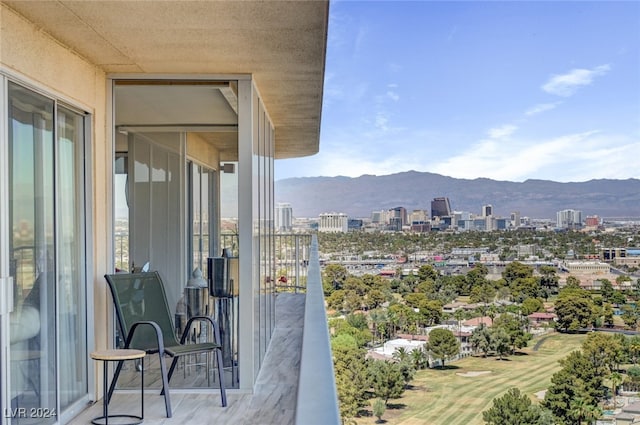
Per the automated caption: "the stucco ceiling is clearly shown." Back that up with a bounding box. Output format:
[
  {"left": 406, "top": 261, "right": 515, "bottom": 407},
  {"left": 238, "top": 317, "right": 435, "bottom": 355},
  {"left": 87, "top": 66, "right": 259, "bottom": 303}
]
[{"left": 2, "top": 0, "right": 329, "bottom": 158}]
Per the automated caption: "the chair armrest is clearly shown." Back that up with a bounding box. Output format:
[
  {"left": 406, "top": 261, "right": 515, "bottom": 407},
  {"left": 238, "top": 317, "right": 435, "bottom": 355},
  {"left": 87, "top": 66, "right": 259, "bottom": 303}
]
[
  {"left": 125, "top": 320, "right": 165, "bottom": 353},
  {"left": 181, "top": 316, "right": 222, "bottom": 347}
]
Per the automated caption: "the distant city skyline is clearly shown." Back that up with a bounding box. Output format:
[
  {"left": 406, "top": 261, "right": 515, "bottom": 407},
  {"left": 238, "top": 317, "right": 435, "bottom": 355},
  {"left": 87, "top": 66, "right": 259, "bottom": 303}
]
[{"left": 275, "top": 1, "right": 640, "bottom": 183}]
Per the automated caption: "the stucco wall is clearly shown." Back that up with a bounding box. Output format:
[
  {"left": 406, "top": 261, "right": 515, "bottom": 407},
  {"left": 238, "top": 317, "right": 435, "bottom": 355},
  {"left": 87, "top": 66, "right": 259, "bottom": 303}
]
[{"left": 1, "top": 3, "right": 110, "bottom": 399}]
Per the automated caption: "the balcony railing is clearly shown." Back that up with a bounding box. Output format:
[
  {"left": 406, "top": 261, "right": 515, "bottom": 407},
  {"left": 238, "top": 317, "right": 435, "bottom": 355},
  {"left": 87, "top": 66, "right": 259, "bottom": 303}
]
[
  {"left": 116, "top": 232, "right": 312, "bottom": 293},
  {"left": 295, "top": 235, "right": 340, "bottom": 425}
]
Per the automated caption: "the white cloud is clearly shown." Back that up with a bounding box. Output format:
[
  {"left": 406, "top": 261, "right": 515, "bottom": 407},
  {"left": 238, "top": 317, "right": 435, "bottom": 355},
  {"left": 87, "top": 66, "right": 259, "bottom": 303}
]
[
  {"left": 488, "top": 124, "right": 518, "bottom": 139},
  {"left": 375, "top": 112, "right": 388, "bottom": 131},
  {"left": 542, "top": 64, "right": 611, "bottom": 97},
  {"left": 525, "top": 102, "right": 561, "bottom": 116},
  {"left": 277, "top": 129, "right": 640, "bottom": 183},
  {"left": 427, "top": 130, "right": 640, "bottom": 182},
  {"left": 387, "top": 91, "right": 400, "bottom": 102}
]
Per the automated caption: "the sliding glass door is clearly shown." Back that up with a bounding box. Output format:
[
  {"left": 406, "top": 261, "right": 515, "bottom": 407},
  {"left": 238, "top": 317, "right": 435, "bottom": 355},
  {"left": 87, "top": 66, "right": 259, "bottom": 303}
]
[
  {"left": 1, "top": 80, "right": 88, "bottom": 424},
  {"left": 189, "top": 162, "right": 216, "bottom": 275}
]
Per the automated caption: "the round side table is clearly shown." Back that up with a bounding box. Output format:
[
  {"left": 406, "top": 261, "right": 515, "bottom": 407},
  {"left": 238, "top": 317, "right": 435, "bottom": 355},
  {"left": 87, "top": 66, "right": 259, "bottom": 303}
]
[{"left": 91, "top": 349, "right": 146, "bottom": 425}]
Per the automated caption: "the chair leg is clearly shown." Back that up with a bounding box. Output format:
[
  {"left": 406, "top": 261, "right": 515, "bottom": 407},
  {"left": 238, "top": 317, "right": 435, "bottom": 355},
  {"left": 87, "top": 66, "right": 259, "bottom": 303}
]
[
  {"left": 106, "top": 359, "right": 125, "bottom": 404},
  {"left": 216, "top": 348, "right": 227, "bottom": 407},
  {"left": 157, "top": 351, "right": 172, "bottom": 418},
  {"left": 167, "top": 356, "right": 180, "bottom": 383}
]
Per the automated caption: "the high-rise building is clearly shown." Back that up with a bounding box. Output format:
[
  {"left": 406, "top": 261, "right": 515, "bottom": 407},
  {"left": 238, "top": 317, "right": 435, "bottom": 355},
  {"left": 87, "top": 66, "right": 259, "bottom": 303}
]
[
  {"left": 556, "top": 209, "right": 583, "bottom": 229},
  {"left": 482, "top": 204, "right": 493, "bottom": 217},
  {"left": 510, "top": 211, "right": 521, "bottom": 228},
  {"left": 431, "top": 197, "right": 452, "bottom": 218},
  {"left": 371, "top": 210, "right": 383, "bottom": 224},
  {"left": 275, "top": 203, "right": 293, "bottom": 231},
  {"left": 388, "top": 206, "right": 408, "bottom": 227},
  {"left": 409, "top": 209, "right": 429, "bottom": 224}
]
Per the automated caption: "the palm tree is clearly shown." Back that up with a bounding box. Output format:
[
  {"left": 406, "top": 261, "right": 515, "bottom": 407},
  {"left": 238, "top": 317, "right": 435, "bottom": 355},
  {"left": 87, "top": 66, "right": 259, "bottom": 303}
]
[
  {"left": 569, "top": 396, "right": 588, "bottom": 424},
  {"left": 392, "top": 347, "right": 410, "bottom": 363},
  {"left": 453, "top": 309, "right": 465, "bottom": 342},
  {"left": 487, "top": 304, "right": 498, "bottom": 325},
  {"left": 410, "top": 346, "right": 428, "bottom": 370},
  {"left": 584, "top": 404, "right": 602, "bottom": 425},
  {"left": 610, "top": 371, "right": 623, "bottom": 407}
]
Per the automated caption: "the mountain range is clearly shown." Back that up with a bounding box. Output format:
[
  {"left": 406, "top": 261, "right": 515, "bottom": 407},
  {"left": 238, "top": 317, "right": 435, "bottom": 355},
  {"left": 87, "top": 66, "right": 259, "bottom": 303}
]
[{"left": 274, "top": 171, "right": 640, "bottom": 220}]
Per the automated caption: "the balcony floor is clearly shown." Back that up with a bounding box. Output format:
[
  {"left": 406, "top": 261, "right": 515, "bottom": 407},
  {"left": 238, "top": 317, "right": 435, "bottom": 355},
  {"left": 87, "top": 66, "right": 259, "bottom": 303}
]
[{"left": 68, "top": 293, "right": 305, "bottom": 425}]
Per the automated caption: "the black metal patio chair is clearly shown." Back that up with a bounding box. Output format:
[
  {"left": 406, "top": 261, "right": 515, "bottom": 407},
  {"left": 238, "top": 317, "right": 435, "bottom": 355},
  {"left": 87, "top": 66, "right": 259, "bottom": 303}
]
[{"left": 104, "top": 271, "right": 227, "bottom": 418}]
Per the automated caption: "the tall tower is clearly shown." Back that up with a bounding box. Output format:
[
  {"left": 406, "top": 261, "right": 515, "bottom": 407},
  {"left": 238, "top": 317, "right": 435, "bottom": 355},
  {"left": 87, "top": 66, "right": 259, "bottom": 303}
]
[
  {"left": 510, "top": 211, "right": 521, "bottom": 228},
  {"left": 556, "top": 209, "right": 583, "bottom": 229},
  {"left": 431, "top": 197, "right": 451, "bottom": 218},
  {"left": 482, "top": 204, "right": 493, "bottom": 217},
  {"left": 275, "top": 203, "right": 293, "bottom": 231}
]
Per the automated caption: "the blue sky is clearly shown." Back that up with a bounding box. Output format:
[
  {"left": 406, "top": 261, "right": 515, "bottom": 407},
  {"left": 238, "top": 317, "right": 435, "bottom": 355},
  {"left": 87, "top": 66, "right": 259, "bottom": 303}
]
[{"left": 275, "top": 0, "right": 640, "bottom": 183}]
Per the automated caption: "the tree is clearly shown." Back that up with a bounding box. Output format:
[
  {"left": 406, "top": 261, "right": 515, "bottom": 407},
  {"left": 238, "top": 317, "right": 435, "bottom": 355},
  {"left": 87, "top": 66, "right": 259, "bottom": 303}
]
[
  {"left": 503, "top": 261, "right": 535, "bottom": 283},
  {"left": 510, "top": 277, "right": 542, "bottom": 303},
  {"left": 625, "top": 365, "right": 640, "bottom": 392},
  {"left": 565, "top": 275, "right": 581, "bottom": 289},
  {"left": 470, "top": 324, "right": 492, "bottom": 357},
  {"left": 372, "top": 398, "right": 386, "bottom": 423},
  {"left": 366, "top": 289, "right": 387, "bottom": 310},
  {"left": 332, "top": 343, "right": 370, "bottom": 421},
  {"left": 418, "top": 299, "right": 443, "bottom": 326},
  {"left": 554, "top": 287, "right": 597, "bottom": 331},
  {"left": 503, "top": 262, "right": 541, "bottom": 302},
  {"left": 544, "top": 351, "right": 604, "bottom": 423},
  {"left": 470, "top": 282, "right": 496, "bottom": 308},
  {"left": 610, "top": 371, "right": 623, "bottom": 407},
  {"left": 621, "top": 304, "right": 640, "bottom": 330},
  {"left": 600, "top": 279, "right": 614, "bottom": 302},
  {"left": 346, "top": 312, "right": 369, "bottom": 330},
  {"left": 490, "top": 327, "right": 511, "bottom": 360},
  {"left": 616, "top": 274, "right": 632, "bottom": 289},
  {"left": 338, "top": 290, "right": 362, "bottom": 313},
  {"left": 368, "top": 360, "right": 406, "bottom": 405},
  {"left": 628, "top": 336, "right": 640, "bottom": 364},
  {"left": 584, "top": 404, "right": 603, "bottom": 425},
  {"left": 539, "top": 265, "right": 560, "bottom": 294},
  {"left": 392, "top": 347, "right": 410, "bottom": 363},
  {"left": 323, "top": 264, "right": 348, "bottom": 295},
  {"left": 493, "top": 314, "right": 532, "bottom": 353},
  {"left": 569, "top": 396, "right": 589, "bottom": 425},
  {"left": 427, "top": 328, "right": 460, "bottom": 368},
  {"left": 403, "top": 292, "right": 428, "bottom": 309},
  {"left": 582, "top": 332, "right": 623, "bottom": 375},
  {"left": 482, "top": 387, "right": 542, "bottom": 425},
  {"left": 417, "top": 264, "right": 439, "bottom": 282},
  {"left": 331, "top": 320, "right": 371, "bottom": 348},
  {"left": 521, "top": 297, "right": 544, "bottom": 316},
  {"left": 410, "top": 346, "right": 429, "bottom": 370},
  {"left": 603, "top": 303, "right": 614, "bottom": 327},
  {"left": 326, "top": 289, "right": 346, "bottom": 311}
]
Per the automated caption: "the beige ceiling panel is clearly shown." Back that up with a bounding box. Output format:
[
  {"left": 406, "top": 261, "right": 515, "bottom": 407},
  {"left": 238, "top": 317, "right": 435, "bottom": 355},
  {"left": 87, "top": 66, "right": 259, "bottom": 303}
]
[{"left": 2, "top": 0, "right": 329, "bottom": 158}]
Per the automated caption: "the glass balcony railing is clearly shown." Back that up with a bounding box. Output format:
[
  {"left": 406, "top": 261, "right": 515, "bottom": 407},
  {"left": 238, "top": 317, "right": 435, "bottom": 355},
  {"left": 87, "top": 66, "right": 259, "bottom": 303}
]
[{"left": 295, "top": 235, "right": 340, "bottom": 425}]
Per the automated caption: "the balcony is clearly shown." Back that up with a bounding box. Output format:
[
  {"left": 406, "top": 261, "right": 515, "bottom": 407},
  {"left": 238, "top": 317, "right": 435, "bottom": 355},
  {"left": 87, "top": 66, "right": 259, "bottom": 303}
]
[{"left": 68, "top": 235, "right": 338, "bottom": 425}]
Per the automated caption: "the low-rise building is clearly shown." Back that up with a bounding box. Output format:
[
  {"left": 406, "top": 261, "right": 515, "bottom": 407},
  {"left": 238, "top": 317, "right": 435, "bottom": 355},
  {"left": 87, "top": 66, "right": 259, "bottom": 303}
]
[{"left": 318, "top": 212, "right": 349, "bottom": 233}]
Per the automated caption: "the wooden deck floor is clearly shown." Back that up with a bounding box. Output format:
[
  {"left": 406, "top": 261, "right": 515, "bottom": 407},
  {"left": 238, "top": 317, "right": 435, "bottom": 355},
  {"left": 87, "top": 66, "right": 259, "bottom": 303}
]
[{"left": 68, "top": 293, "right": 305, "bottom": 425}]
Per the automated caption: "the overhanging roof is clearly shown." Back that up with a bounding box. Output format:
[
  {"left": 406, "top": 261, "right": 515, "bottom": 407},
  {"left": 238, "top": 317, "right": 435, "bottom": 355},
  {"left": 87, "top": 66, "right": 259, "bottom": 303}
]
[{"left": 2, "top": 0, "right": 329, "bottom": 158}]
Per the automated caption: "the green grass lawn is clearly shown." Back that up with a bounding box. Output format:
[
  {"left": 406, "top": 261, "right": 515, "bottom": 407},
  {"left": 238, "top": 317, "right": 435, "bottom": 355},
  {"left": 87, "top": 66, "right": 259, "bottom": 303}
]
[{"left": 358, "top": 332, "right": 586, "bottom": 425}]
